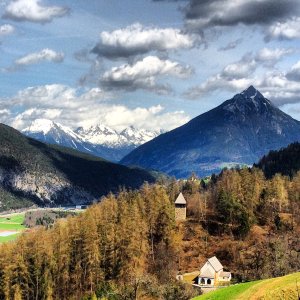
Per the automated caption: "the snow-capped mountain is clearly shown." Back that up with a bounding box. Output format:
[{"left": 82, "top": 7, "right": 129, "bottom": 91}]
[
  {"left": 120, "top": 126, "right": 159, "bottom": 146},
  {"left": 76, "top": 125, "right": 159, "bottom": 148},
  {"left": 22, "top": 119, "right": 91, "bottom": 153},
  {"left": 22, "top": 119, "right": 160, "bottom": 162}
]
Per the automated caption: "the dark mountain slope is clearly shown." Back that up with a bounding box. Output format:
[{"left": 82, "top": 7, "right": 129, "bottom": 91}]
[
  {"left": 121, "top": 86, "right": 300, "bottom": 177},
  {"left": 0, "top": 124, "right": 156, "bottom": 211}
]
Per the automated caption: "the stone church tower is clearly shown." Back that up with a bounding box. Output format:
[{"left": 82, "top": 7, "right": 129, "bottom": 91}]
[{"left": 175, "top": 193, "right": 186, "bottom": 221}]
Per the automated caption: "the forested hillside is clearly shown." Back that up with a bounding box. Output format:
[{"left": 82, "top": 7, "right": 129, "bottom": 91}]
[
  {"left": 0, "top": 123, "right": 156, "bottom": 211},
  {"left": 256, "top": 142, "right": 300, "bottom": 179},
  {"left": 0, "top": 185, "right": 197, "bottom": 300},
  {"left": 175, "top": 167, "right": 300, "bottom": 281},
  {"left": 0, "top": 161, "right": 300, "bottom": 299}
]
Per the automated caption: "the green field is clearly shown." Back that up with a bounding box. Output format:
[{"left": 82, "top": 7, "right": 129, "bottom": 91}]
[
  {"left": 0, "top": 213, "right": 26, "bottom": 243},
  {"left": 193, "top": 272, "right": 300, "bottom": 300}
]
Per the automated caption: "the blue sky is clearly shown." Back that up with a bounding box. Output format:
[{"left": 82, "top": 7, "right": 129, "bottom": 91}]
[{"left": 0, "top": 0, "right": 300, "bottom": 131}]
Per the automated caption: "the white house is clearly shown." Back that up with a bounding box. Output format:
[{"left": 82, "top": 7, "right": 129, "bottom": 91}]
[{"left": 197, "top": 256, "right": 231, "bottom": 286}]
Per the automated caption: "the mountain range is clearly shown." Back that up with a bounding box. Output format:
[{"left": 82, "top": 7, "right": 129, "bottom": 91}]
[
  {"left": 121, "top": 86, "right": 300, "bottom": 178},
  {"left": 22, "top": 120, "right": 160, "bottom": 162},
  {"left": 0, "top": 123, "right": 156, "bottom": 211}
]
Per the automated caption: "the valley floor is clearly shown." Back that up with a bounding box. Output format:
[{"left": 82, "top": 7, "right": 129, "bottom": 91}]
[
  {"left": 0, "top": 213, "right": 26, "bottom": 243},
  {"left": 192, "top": 272, "right": 300, "bottom": 300}
]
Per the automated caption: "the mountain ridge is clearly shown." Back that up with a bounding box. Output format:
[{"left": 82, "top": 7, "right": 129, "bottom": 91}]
[
  {"left": 22, "top": 119, "right": 160, "bottom": 162},
  {"left": 121, "top": 86, "right": 300, "bottom": 177}
]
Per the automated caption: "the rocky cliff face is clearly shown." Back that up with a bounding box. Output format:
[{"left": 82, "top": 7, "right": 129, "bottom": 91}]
[{"left": 0, "top": 168, "right": 94, "bottom": 206}]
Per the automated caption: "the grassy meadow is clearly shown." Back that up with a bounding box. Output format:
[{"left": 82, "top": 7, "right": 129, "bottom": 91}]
[
  {"left": 0, "top": 213, "right": 26, "bottom": 243},
  {"left": 193, "top": 272, "right": 300, "bottom": 300}
]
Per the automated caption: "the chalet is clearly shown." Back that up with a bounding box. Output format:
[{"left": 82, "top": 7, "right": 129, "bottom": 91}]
[
  {"left": 174, "top": 193, "right": 186, "bottom": 221},
  {"left": 197, "top": 256, "right": 231, "bottom": 286}
]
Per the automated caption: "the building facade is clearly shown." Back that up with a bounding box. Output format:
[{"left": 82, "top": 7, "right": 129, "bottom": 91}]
[
  {"left": 175, "top": 193, "right": 186, "bottom": 221},
  {"left": 197, "top": 256, "right": 231, "bottom": 287}
]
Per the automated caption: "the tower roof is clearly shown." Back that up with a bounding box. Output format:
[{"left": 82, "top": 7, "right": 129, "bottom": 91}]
[{"left": 175, "top": 192, "right": 186, "bottom": 204}]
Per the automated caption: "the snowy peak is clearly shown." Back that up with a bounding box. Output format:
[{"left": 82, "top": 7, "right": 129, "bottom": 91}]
[
  {"left": 76, "top": 125, "right": 124, "bottom": 147},
  {"left": 77, "top": 124, "right": 117, "bottom": 136},
  {"left": 22, "top": 119, "right": 161, "bottom": 162},
  {"left": 23, "top": 119, "right": 56, "bottom": 135},
  {"left": 23, "top": 119, "right": 84, "bottom": 142},
  {"left": 77, "top": 124, "right": 160, "bottom": 148},
  {"left": 120, "top": 126, "right": 159, "bottom": 146}
]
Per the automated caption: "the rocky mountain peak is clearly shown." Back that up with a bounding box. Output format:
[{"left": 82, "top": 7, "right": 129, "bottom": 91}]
[
  {"left": 241, "top": 85, "right": 260, "bottom": 97},
  {"left": 121, "top": 87, "right": 300, "bottom": 178},
  {"left": 223, "top": 86, "right": 273, "bottom": 114},
  {"left": 23, "top": 118, "right": 55, "bottom": 134}
]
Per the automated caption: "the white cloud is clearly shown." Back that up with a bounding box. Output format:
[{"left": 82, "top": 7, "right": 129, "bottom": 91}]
[
  {"left": 101, "top": 56, "right": 193, "bottom": 94},
  {"left": 0, "top": 84, "right": 189, "bottom": 132},
  {"left": 185, "top": 74, "right": 252, "bottom": 99},
  {"left": 92, "top": 23, "right": 196, "bottom": 59},
  {"left": 15, "top": 48, "right": 64, "bottom": 66},
  {"left": 221, "top": 57, "right": 256, "bottom": 80},
  {"left": 0, "top": 24, "right": 14, "bottom": 35},
  {"left": 266, "top": 17, "right": 300, "bottom": 41},
  {"left": 185, "top": 47, "right": 295, "bottom": 99},
  {"left": 256, "top": 71, "right": 300, "bottom": 105},
  {"left": 4, "top": 0, "right": 69, "bottom": 23},
  {"left": 255, "top": 48, "right": 293, "bottom": 64}
]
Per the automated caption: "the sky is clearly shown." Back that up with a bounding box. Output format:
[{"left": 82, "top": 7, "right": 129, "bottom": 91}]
[{"left": 0, "top": 0, "right": 300, "bottom": 132}]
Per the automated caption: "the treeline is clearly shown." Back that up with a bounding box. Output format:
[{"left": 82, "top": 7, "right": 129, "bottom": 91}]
[
  {"left": 255, "top": 142, "right": 300, "bottom": 179},
  {"left": 0, "top": 185, "right": 196, "bottom": 300}
]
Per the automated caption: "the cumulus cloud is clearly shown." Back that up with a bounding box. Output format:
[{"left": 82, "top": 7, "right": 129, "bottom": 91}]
[
  {"left": 15, "top": 48, "right": 64, "bottom": 66},
  {"left": 218, "top": 38, "right": 243, "bottom": 51},
  {"left": 256, "top": 71, "right": 300, "bottom": 105},
  {"left": 185, "top": 68, "right": 300, "bottom": 106},
  {"left": 4, "top": 48, "right": 64, "bottom": 71},
  {"left": 92, "top": 23, "right": 195, "bottom": 59},
  {"left": 0, "top": 84, "right": 189, "bottom": 132},
  {"left": 184, "top": 0, "right": 300, "bottom": 31},
  {"left": 4, "top": 0, "right": 69, "bottom": 23},
  {"left": 101, "top": 56, "right": 193, "bottom": 94},
  {"left": 221, "top": 55, "right": 256, "bottom": 80},
  {"left": 255, "top": 48, "right": 293, "bottom": 62},
  {"left": 185, "top": 74, "right": 252, "bottom": 99},
  {"left": 265, "top": 17, "right": 300, "bottom": 41},
  {"left": 0, "top": 24, "right": 14, "bottom": 35},
  {"left": 255, "top": 48, "right": 294, "bottom": 67},
  {"left": 185, "top": 47, "right": 293, "bottom": 99}
]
